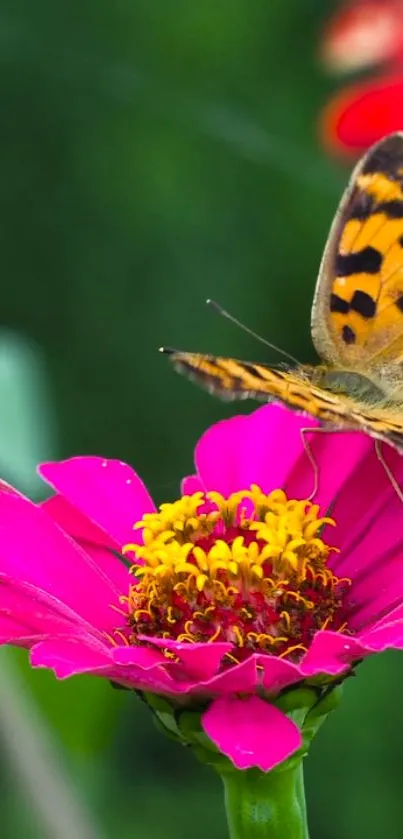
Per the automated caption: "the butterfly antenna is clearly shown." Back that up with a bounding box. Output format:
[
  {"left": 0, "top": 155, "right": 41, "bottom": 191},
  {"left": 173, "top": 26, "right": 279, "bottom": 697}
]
[{"left": 206, "top": 298, "right": 300, "bottom": 365}]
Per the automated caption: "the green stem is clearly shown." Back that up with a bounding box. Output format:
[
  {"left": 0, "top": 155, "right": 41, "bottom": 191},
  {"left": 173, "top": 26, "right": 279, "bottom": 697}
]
[{"left": 220, "top": 760, "right": 309, "bottom": 839}]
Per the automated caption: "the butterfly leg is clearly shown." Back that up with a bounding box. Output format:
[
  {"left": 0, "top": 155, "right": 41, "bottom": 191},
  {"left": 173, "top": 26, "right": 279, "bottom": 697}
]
[
  {"left": 300, "top": 427, "right": 323, "bottom": 502},
  {"left": 300, "top": 425, "right": 356, "bottom": 502},
  {"left": 374, "top": 439, "right": 403, "bottom": 504}
]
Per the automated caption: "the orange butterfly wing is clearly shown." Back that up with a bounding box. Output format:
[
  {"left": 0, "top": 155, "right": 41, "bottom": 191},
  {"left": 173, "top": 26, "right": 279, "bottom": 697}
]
[{"left": 312, "top": 132, "right": 403, "bottom": 381}]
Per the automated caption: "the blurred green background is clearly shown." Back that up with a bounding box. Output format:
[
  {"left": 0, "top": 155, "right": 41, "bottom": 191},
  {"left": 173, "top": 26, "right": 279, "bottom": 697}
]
[{"left": 0, "top": 1, "right": 401, "bottom": 837}]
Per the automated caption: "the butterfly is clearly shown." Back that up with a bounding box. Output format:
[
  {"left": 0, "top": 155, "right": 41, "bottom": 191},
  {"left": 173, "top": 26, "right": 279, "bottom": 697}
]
[{"left": 162, "top": 132, "right": 403, "bottom": 454}]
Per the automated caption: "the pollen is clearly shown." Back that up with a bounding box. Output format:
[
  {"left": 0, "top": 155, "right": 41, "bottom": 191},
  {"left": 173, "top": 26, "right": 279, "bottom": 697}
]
[{"left": 122, "top": 486, "right": 350, "bottom": 664}]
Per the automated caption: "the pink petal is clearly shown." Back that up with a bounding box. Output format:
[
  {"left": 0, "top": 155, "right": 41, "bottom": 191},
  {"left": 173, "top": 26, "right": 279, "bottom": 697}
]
[
  {"left": 259, "top": 655, "right": 303, "bottom": 693},
  {"left": 181, "top": 475, "right": 204, "bottom": 495},
  {"left": 0, "top": 480, "right": 23, "bottom": 497},
  {"left": 197, "top": 656, "right": 259, "bottom": 694},
  {"left": 0, "top": 585, "right": 74, "bottom": 647},
  {"left": 330, "top": 441, "right": 403, "bottom": 557},
  {"left": 335, "top": 493, "right": 403, "bottom": 630},
  {"left": 42, "top": 495, "right": 131, "bottom": 593},
  {"left": 38, "top": 457, "right": 155, "bottom": 551},
  {"left": 347, "top": 551, "right": 403, "bottom": 631},
  {"left": 0, "top": 625, "right": 47, "bottom": 646},
  {"left": 194, "top": 404, "right": 376, "bottom": 516},
  {"left": 118, "top": 668, "right": 193, "bottom": 694},
  {"left": 138, "top": 636, "right": 231, "bottom": 680},
  {"left": 359, "top": 620, "right": 403, "bottom": 651},
  {"left": 371, "top": 601, "right": 403, "bottom": 629},
  {"left": 112, "top": 645, "right": 169, "bottom": 669},
  {"left": 111, "top": 648, "right": 195, "bottom": 694},
  {"left": 195, "top": 413, "right": 248, "bottom": 495},
  {"left": 195, "top": 405, "right": 320, "bottom": 497},
  {"left": 0, "top": 576, "right": 90, "bottom": 642},
  {"left": 30, "top": 636, "right": 194, "bottom": 693},
  {"left": 286, "top": 430, "right": 372, "bottom": 514},
  {"left": 0, "top": 492, "right": 123, "bottom": 632},
  {"left": 42, "top": 494, "right": 112, "bottom": 547},
  {"left": 0, "top": 574, "right": 105, "bottom": 631},
  {"left": 30, "top": 638, "right": 114, "bottom": 678},
  {"left": 301, "top": 630, "right": 368, "bottom": 677},
  {"left": 202, "top": 695, "right": 302, "bottom": 771}
]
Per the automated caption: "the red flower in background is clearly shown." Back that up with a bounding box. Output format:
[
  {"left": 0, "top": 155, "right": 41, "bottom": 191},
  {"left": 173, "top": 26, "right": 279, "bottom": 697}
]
[
  {"left": 321, "top": 0, "right": 403, "bottom": 73},
  {"left": 320, "top": 72, "right": 403, "bottom": 157},
  {"left": 319, "top": 1, "right": 403, "bottom": 156}
]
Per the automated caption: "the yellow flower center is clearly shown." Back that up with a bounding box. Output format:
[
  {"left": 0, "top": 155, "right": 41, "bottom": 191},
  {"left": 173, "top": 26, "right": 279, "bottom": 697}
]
[{"left": 122, "top": 486, "right": 350, "bottom": 664}]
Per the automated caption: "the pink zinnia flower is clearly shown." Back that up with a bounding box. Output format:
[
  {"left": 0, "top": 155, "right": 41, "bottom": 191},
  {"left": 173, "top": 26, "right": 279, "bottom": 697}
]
[{"left": 1, "top": 404, "right": 403, "bottom": 772}]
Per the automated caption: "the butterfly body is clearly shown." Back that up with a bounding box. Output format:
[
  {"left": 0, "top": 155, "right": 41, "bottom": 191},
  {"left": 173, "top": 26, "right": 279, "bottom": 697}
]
[{"left": 163, "top": 133, "right": 403, "bottom": 453}]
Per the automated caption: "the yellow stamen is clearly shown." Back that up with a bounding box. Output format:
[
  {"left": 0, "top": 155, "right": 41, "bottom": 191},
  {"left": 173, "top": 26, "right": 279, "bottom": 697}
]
[{"left": 122, "top": 486, "right": 350, "bottom": 666}]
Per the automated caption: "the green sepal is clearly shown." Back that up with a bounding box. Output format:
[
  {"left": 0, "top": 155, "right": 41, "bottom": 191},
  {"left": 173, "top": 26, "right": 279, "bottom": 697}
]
[
  {"left": 175, "top": 708, "right": 203, "bottom": 737},
  {"left": 109, "top": 680, "right": 131, "bottom": 691},
  {"left": 303, "top": 683, "right": 344, "bottom": 744},
  {"left": 272, "top": 682, "right": 343, "bottom": 757},
  {"left": 143, "top": 691, "right": 174, "bottom": 715},
  {"left": 138, "top": 677, "right": 345, "bottom": 780},
  {"left": 142, "top": 691, "right": 182, "bottom": 740},
  {"left": 174, "top": 709, "right": 239, "bottom": 770},
  {"left": 273, "top": 686, "right": 317, "bottom": 718},
  {"left": 306, "top": 683, "right": 344, "bottom": 721},
  {"left": 152, "top": 714, "right": 184, "bottom": 743},
  {"left": 176, "top": 708, "right": 218, "bottom": 752}
]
